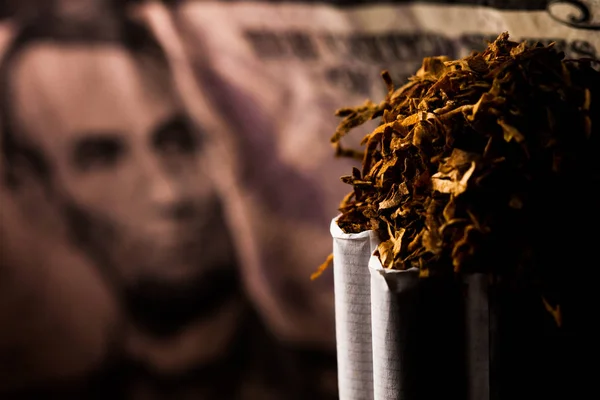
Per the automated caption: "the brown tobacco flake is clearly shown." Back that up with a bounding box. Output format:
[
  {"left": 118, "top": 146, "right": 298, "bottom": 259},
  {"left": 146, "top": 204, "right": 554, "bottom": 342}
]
[
  {"left": 327, "top": 32, "right": 600, "bottom": 326},
  {"left": 311, "top": 253, "right": 334, "bottom": 281}
]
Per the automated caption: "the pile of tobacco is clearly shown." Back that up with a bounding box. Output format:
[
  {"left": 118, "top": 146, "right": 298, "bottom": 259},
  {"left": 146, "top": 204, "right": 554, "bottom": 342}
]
[{"left": 330, "top": 33, "right": 600, "bottom": 310}]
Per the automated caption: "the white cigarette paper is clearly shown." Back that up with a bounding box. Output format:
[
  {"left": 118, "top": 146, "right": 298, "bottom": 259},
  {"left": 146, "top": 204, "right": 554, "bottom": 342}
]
[
  {"left": 369, "top": 254, "right": 419, "bottom": 400},
  {"left": 464, "top": 273, "right": 490, "bottom": 400},
  {"left": 331, "top": 217, "right": 380, "bottom": 400}
]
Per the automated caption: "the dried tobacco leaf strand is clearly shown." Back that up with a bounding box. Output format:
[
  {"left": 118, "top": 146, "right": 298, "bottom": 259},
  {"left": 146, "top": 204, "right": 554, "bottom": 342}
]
[{"left": 327, "top": 32, "right": 600, "bottom": 326}]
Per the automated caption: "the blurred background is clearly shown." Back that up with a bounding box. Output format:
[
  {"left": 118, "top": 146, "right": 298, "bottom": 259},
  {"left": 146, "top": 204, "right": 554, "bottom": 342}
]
[
  {"left": 0, "top": 0, "right": 598, "bottom": 399},
  {"left": 0, "top": 1, "right": 349, "bottom": 398}
]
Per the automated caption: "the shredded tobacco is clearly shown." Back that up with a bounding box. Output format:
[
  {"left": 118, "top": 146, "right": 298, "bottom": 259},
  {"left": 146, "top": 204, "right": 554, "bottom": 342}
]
[
  {"left": 311, "top": 253, "right": 334, "bottom": 281},
  {"left": 328, "top": 33, "right": 600, "bottom": 323}
]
